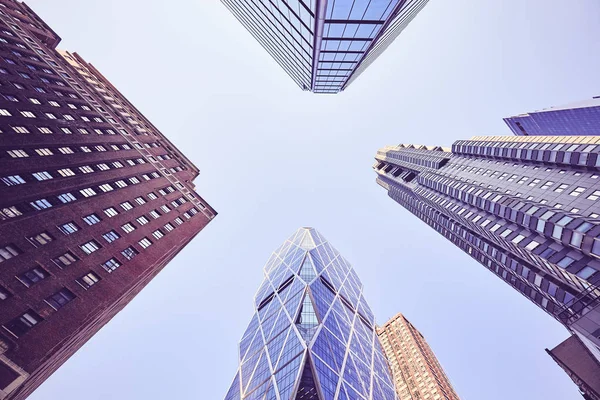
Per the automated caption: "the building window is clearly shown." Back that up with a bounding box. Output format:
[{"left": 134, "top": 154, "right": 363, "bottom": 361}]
[
  {"left": 58, "top": 221, "right": 79, "bottom": 235},
  {"left": 149, "top": 210, "right": 161, "bottom": 219},
  {"left": 3, "top": 310, "right": 42, "bottom": 338},
  {"left": 46, "top": 288, "right": 76, "bottom": 310},
  {"left": 17, "top": 266, "right": 50, "bottom": 287},
  {"left": 76, "top": 271, "right": 101, "bottom": 289},
  {"left": 0, "top": 285, "right": 10, "bottom": 300},
  {"left": 138, "top": 237, "right": 152, "bottom": 249},
  {"left": 119, "top": 201, "right": 133, "bottom": 211},
  {"left": 134, "top": 197, "right": 146, "bottom": 205},
  {"left": 587, "top": 190, "right": 600, "bottom": 201},
  {"left": 83, "top": 213, "right": 101, "bottom": 225},
  {"left": 569, "top": 187, "right": 586, "bottom": 197},
  {"left": 0, "top": 244, "right": 20, "bottom": 263},
  {"left": 58, "top": 193, "right": 77, "bottom": 203},
  {"left": 1, "top": 175, "right": 25, "bottom": 186},
  {"left": 174, "top": 217, "right": 184, "bottom": 225},
  {"left": 103, "top": 207, "right": 119, "bottom": 217},
  {"left": 80, "top": 188, "right": 97, "bottom": 197},
  {"left": 52, "top": 251, "right": 78, "bottom": 268},
  {"left": 121, "top": 222, "right": 136, "bottom": 233},
  {"left": 102, "top": 258, "right": 121, "bottom": 273},
  {"left": 554, "top": 184, "right": 568, "bottom": 193},
  {"left": 80, "top": 240, "right": 101, "bottom": 255},
  {"left": 136, "top": 216, "right": 149, "bottom": 225},
  {"left": 121, "top": 246, "right": 139, "bottom": 260},
  {"left": 28, "top": 231, "right": 54, "bottom": 246},
  {"left": 164, "top": 223, "right": 174, "bottom": 232},
  {"left": 7, "top": 149, "right": 29, "bottom": 158},
  {"left": 57, "top": 168, "right": 75, "bottom": 177},
  {"left": 102, "top": 230, "right": 121, "bottom": 243},
  {"left": 152, "top": 229, "right": 164, "bottom": 240}
]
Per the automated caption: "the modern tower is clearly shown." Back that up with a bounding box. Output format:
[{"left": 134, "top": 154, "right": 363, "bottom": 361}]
[
  {"left": 220, "top": 0, "right": 429, "bottom": 94},
  {"left": 224, "top": 228, "right": 398, "bottom": 400},
  {"left": 0, "top": 1, "right": 216, "bottom": 399},
  {"left": 504, "top": 97, "right": 600, "bottom": 136},
  {"left": 373, "top": 136, "right": 600, "bottom": 370},
  {"left": 377, "top": 314, "right": 460, "bottom": 400}
]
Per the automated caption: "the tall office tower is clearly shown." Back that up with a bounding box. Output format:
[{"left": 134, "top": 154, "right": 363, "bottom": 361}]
[
  {"left": 224, "top": 228, "right": 397, "bottom": 400},
  {"left": 373, "top": 136, "right": 600, "bottom": 369},
  {"left": 377, "top": 314, "right": 460, "bottom": 400},
  {"left": 504, "top": 97, "right": 600, "bottom": 136},
  {"left": 220, "top": 0, "right": 429, "bottom": 94},
  {"left": 0, "top": 1, "right": 216, "bottom": 399}
]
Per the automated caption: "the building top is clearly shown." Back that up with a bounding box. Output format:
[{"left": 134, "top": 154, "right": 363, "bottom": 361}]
[{"left": 511, "top": 97, "right": 600, "bottom": 117}]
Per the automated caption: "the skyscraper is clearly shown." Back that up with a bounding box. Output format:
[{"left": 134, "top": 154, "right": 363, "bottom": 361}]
[
  {"left": 220, "top": 0, "right": 429, "bottom": 94},
  {"left": 373, "top": 136, "right": 600, "bottom": 366},
  {"left": 0, "top": 1, "right": 216, "bottom": 399},
  {"left": 377, "top": 314, "right": 460, "bottom": 400},
  {"left": 224, "top": 228, "right": 397, "bottom": 400},
  {"left": 504, "top": 97, "right": 600, "bottom": 136}
]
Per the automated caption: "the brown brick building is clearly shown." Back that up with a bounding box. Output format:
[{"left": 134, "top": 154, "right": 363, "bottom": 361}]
[
  {"left": 0, "top": 1, "right": 216, "bottom": 399},
  {"left": 377, "top": 314, "right": 460, "bottom": 400}
]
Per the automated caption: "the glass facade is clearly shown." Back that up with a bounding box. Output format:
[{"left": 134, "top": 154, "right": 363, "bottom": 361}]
[
  {"left": 374, "top": 136, "right": 600, "bottom": 362},
  {"left": 220, "top": 0, "right": 429, "bottom": 93},
  {"left": 225, "top": 228, "right": 397, "bottom": 400},
  {"left": 504, "top": 97, "right": 600, "bottom": 136}
]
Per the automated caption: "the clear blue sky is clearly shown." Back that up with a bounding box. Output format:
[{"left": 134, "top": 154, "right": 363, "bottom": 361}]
[{"left": 27, "top": 1, "right": 600, "bottom": 399}]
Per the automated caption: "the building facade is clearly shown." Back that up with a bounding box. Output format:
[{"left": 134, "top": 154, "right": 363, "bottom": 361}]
[
  {"left": 224, "top": 228, "right": 397, "bottom": 400},
  {"left": 0, "top": 1, "right": 216, "bottom": 399},
  {"left": 374, "top": 136, "right": 600, "bottom": 366},
  {"left": 377, "top": 314, "right": 460, "bottom": 400},
  {"left": 547, "top": 334, "right": 600, "bottom": 400},
  {"left": 220, "top": 0, "right": 429, "bottom": 94},
  {"left": 504, "top": 97, "right": 600, "bottom": 136}
]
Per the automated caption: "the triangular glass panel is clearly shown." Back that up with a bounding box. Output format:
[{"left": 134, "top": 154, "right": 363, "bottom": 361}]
[
  {"left": 275, "top": 330, "right": 304, "bottom": 371},
  {"left": 299, "top": 231, "right": 316, "bottom": 249},
  {"left": 299, "top": 255, "right": 317, "bottom": 283},
  {"left": 267, "top": 327, "right": 290, "bottom": 370},
  {"left": 224, "top": 371, "right": 242, "bottom": 400},
  {"left": 295, "top": 292, "right": 319, "bottom": 341},
  {"left": 294, "top": 356, "right": 321, "bottom": 400}
]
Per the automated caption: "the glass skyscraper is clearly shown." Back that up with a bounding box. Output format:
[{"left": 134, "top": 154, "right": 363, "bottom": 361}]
[
  {"left": 220, "top": 0, "right": 429, "bottom": 94},
  {"left": 224, "top": 228, "right": 397, "bottom": 400},
  {"left": 374, "top": 135, "right": 600, "bottom": 365},
  {"left": 504, "top": 97, "right": 600, "bottom": 136}
]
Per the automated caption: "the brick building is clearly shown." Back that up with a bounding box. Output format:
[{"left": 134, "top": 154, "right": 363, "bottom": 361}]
[
  {"left": 0, "top": 1, "right": 216, "bottom": 399},
  {"left": 377, "top": 314, "right": 460, "bottom": 400}
]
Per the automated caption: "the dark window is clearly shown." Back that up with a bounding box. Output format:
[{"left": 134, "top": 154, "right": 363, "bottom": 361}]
[
  {"left": 17, "top": 266, "right": 49, "bottom": 287},
  {"left": 46, "top": 288, "right": 76, "bottom": 310},
  {"left": 121, "top": 246, "right": 138, "bottom": 261},
  {"left": 52, "top": 251, "right": 78, "bottom": 268},
  {"left": 0, "top": 285, "right": 10, "bottom": 300},
  {"left": 3, "top": 310, "right": 42, "bottom": 338},
  {"left": 76, "top": 271, "right": 101, "bottom": 290}
]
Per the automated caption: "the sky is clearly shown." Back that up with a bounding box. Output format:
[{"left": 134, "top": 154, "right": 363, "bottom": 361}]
[{"left": 25, "top": 0, "right": 600, "bottom": 399}]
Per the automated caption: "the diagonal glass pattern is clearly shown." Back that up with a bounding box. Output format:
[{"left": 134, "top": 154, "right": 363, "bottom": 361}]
[
  {"left": 225, "top": 228, "right": 397, "bottom": 400},
  {"left": 221, "top": 0, "right": 430, "bottom": 93}
]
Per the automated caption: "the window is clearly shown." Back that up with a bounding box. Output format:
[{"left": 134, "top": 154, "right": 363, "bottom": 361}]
[
  {"left": 58, "top": 222, "right": 79, "bottom": 235},
  {"left": 3, "top": 310, "right": 42, "bottom": 338},
  {"left": 554, "top": 184, "right": 568, "bottom": 193},
  {"left": 83, "top": 213, "right": 101, "bottom": 225},
  {"left": 121, "top": 222, "right": 136, "bottom": 233},
  {"left": 136, "top": 216, "right": 149, "bottom": 225},
  {"left": 0, "top": 285, "right": 10, "bottom": 300},
  {"left": 103, "top": 207, "right": 118, "bottom": 217},
  {"left": 79, "top": 188, "right": 97, "bottom": 197},
  {"left": 138, "top": 237, "right": 152, "bottom": 249},
  {"left": 147, "top": 192, "right": 158, "bottom": 200},
  {"left": 63, "top": 114, "right": 74, "bottom": 121},
  {"left": 116, "top": 202, "right": 133, "bottom": 212},
  {"left": 541, "top": 181, "right": 554, "bottom": 190},
  {"left": 577, "top": 266, "right": 598, "bottom": 280},
  {"left": 33, "top": 148, "right": 53, "bottom": 156},
  {"left": 78, "top": 165, "right": 94, "bottom": 174},
  {"left": 160, "top": 205, "right": 171, "bottom": 213},
  {"left": 20, "top": 111, "right": 35, "bottom": 118},
  {"left": 164, "top": 223, "right": 174, "bottom": 232},
  {"left": 76, "top": 271, "right": 101, "bottom": 289},
  {"left": 7, "top": 149, "right": 28, "bottom": 158},
  {"left": 58, "top": 146, "right": 74, "bottom": 154},
  {"left": 60, "top": 127, "right": 72, "bottom": 134},
  {"left": 587, "top": 190, "right": 600, "bottom": 201},
  {"left": 152, "top": 229, "right": 164, "bottom": 240},
  {"left": 0, "top": 244, "right": 21, "bottom": 262},
  {"left": 57, "top": 168, "right": 75, "bottom": 177},
  {"left": 46, "top": 288, "right": 75, "bottom": 310},
  {"left": 52, "top": 251, "right": 78, "bottom": 268},
  {"left": 28, "top": 231, "right": 54, "bottom": 246},
  {"left": 149, "top": 210, "right": 161, "bottom": 219},
  {"left": 569, "top": 187, "right": 586, "bottom": 197},
  {"left": 45, "top": 112, "right": 57, "bottom": 119},
  {"left": 32, "top": 171, "right": 53, "bottom": 181},
  {"left": 121, "top": 246, "right": 139, "bottom": 260},
  {"left": 0, "top": 108, "right": 11, "bottom": 116},
  {"left": 102, "top": 230, "right": 120, "bottom": 243},
  {"left": 174, "top": 217, "right": 184, "bottom": 225},
  {"left": 102, "top": 258, "right": 121, "bottom": 273},
  {"left": 38, "top": 127, "right": 53, "bottom": 134},
  {"left": 57, "top": 193, "right": 76, "bottom": 203},
  {"left": 17, "top": 266, "right": 49, "bottom": 287},
  {"left": 99, "top": 183, "right": 113, "bottom": 192},
  {"left": 80, "top": 240, "right": 101, "bottom": 255},
  {"left": 2, "top": 175, "right": 25, "bottom": 186},
  {"left": 134, "top": 197, "right": 146, "bottom": 205}
]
